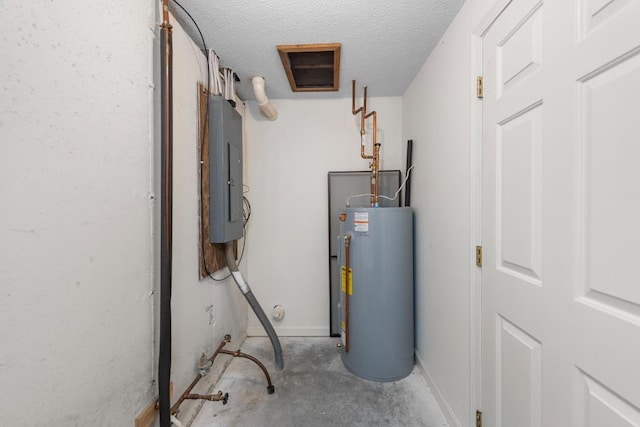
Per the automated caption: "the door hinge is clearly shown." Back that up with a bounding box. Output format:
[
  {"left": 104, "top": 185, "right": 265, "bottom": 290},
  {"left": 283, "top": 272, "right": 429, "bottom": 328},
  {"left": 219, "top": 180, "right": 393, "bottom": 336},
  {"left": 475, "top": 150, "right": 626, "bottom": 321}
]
[
  {"left": 476, "top": 410, "right": 482, "bottom": 427},
  {"left": 476, "top": 76, "right": 483, "bottom": 98},
  {"left": 476, "top": 246, "right": 483, "bottom": 267}
]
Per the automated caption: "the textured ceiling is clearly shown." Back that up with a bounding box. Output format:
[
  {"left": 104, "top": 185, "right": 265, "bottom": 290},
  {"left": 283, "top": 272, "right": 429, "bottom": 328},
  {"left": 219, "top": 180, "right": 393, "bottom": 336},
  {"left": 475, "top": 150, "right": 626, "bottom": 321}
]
[{"left": 171, "top": 0, "right": 465, "bottom": 101}]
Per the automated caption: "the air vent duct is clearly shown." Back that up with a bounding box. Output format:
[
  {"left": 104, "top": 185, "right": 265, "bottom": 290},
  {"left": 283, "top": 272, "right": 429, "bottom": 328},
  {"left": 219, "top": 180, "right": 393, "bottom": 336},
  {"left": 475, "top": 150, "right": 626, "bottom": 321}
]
[{"left": 277, "top": 43, "right": 341, "bottom": 92}]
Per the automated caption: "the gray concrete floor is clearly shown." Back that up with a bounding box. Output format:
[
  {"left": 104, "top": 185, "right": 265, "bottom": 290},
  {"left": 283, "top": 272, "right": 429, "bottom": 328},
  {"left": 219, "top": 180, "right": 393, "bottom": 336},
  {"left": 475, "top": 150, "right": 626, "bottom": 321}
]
[{"left": 191, "top": 337, "right": 448, "bottom": 427}]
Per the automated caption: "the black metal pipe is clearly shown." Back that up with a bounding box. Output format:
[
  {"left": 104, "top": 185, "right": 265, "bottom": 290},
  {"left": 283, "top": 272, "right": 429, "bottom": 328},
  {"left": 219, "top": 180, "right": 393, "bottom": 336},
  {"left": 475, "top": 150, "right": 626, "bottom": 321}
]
[
  {"left": 225, "top": 243, "right": 284, "bottom": 370},
  {"left": 404, "top": 139, "right": 413, "bottom": 207},
  {"left": 159, "top": 2, "right": 173, "bottom": 426}
]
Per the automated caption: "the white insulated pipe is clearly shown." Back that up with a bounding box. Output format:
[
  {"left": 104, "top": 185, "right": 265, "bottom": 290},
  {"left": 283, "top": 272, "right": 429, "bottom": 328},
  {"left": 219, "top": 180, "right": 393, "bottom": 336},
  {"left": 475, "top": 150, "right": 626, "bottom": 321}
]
[{"left": 251, "top": 76, "right": 278, "bottom": 121}]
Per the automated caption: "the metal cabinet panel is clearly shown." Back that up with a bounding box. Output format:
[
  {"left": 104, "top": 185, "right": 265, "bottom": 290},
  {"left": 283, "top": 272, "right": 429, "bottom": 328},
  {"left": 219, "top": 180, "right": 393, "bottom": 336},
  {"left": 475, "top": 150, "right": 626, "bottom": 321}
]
[
  {"left": 327, "top": 170, "right": 401, "bottom": 336},
  {"left": 209, "top": 95, "right": 243, "bottom": 243}
]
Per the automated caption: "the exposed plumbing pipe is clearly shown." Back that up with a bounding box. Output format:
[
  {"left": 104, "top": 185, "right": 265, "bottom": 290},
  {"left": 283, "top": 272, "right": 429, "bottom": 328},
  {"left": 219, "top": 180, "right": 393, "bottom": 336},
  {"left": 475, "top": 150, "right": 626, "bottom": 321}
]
[
  {"left": 184, "top": 391, "right": 229, "bottom": 403},
  {"left": 352, "top": 81, "right": 371, "bottom": 161},
  {"left": 251, "top": 76, "right": 278, "bottom": 121},
  {"left": 351, "top": 80, "right": 381, "bottom": 207},
  {"left": 352, "top": 81, "right": 366, "bottom": 149},
  {"left": 171, "top": 372, "right": 211, "bottom": 415},
  {"left": 404, "top": 140, "right": 413, "bottom": 207},
  {"left": 216, "top": 335, "right": 275, "bottom": 394},
  {"left": 170, "top": 415, "right": 184, "bottom": 427},
  {"left": 344, "top": 233, "right": 352, "bottom": 352},
  {"left": 366, "top": 109, "right": 380, "bottom": 206},
  {"left": 159, "top": 1, "right": 173, "bottom": 426},
  {"left": 225, "top": 242, "right": 284, "bottom": 370},
  {"left": 172, "top": 335, "right": 281, "bottom": 418}
]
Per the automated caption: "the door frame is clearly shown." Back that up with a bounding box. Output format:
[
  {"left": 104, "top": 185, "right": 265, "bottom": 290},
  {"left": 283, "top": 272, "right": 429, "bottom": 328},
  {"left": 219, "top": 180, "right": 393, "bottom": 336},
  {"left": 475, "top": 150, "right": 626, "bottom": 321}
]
[{"left": 469, "top": 0, "right": 514, "bottom": 424}]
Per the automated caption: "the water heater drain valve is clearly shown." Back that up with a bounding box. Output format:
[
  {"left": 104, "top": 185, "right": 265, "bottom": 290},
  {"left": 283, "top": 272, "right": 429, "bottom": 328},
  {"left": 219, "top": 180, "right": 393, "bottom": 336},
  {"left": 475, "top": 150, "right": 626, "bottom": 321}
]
[{"left": 271, "top": 305, "right": 285, "bottom": 321}]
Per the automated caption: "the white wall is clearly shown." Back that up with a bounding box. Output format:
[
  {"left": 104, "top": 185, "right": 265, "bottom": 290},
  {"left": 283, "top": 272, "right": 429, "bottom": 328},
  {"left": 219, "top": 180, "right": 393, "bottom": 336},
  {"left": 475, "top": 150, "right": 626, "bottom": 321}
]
[
  {"left": 244, "top": 97, "right": 403, "bottom": 336},
  {"left": 0, "top": 0, "right": 157, "bottom": 424},
  {"left": 0, "top": 1, "right": 246, "bottom": 425},
  {"left": 168, "top": 13, "right": 248, "bottom": 425},
  {"left": 402, "top": 1, "right": 499, "bottom": 426}
]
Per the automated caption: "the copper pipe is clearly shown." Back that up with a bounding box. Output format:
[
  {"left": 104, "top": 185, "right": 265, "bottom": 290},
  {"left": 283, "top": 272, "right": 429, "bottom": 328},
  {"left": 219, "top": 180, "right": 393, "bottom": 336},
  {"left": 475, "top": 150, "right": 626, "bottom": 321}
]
[
  {"left": 170, "top": 334, "right": 277, "bottom": 416},
  {"left": 366, "top": 93, "right": 381, "bottom": 207},
  {"left": 360, "top": 87, "right": 373, "bottom": 161},
  {"left": 218, "top": 349, "right": 274, "bottom": 391},
  {"left": 159, "top": 1, "right": 173, "bottom": 425},
  {"left": 369, "top": 168, "right": 375, "bottom": 206},
  {"left": 162, "top": 0, "right": 170, "bottom": 23},
  {"left": 365, "top": 110, "right": 376, "bottom": 145},
  {"left": 344, "top": 234, "right": 352, "bottom": 352},
  {"left": 351, "top": 80, "right": 363, "bottom": 116},
  {"left": 171, "top": 373, "right": 204, "bottom": 415},
  {"left": 351, "top": 80, "right": 381, "bottom": 206},
  {"left": 185, "top": 391, "right": 228, "bottom": 404},
  {"left": 353, "top": 81, "right": 372, "bottom": 160},
  {"left": 352, "top": 80, "right": 371, "bottom": 159},
  {"left": 365, "top": 110, "right": 380, "bottom": 205},
  {"left": 360, "top": 139, "right": 374, "bottom": 160},
  {"left": 373, "top": 145, "right": 380, "bottom": 206},
  {"left": 209, "top": 334, "right": 232, "bottom": 363},
  {"left": 170, "top": 337, "right": 231, "bottom": 414},
  {"left": 363, "top": 86, "right": 367, "bottom": 136}
]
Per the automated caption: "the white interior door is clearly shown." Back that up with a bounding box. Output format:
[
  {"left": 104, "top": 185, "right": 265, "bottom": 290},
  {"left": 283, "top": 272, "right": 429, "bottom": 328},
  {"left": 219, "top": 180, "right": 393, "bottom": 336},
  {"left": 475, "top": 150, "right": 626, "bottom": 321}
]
[{"left": 481, "top": 0, "right": 640, "bottom": 426}]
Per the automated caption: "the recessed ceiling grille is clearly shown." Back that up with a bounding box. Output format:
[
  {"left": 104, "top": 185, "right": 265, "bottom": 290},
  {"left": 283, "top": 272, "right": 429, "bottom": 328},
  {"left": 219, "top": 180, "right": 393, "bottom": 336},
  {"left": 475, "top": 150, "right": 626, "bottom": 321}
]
[{"left": 277, "top": 43, "right": 341, "bottom": 92}]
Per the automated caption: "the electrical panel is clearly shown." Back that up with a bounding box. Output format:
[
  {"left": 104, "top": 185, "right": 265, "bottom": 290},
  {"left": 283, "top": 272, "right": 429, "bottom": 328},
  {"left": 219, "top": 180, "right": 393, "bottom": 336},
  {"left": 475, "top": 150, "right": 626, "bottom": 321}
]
[{"left": 209, "top": 96, "right": 243, "bottom": 243}]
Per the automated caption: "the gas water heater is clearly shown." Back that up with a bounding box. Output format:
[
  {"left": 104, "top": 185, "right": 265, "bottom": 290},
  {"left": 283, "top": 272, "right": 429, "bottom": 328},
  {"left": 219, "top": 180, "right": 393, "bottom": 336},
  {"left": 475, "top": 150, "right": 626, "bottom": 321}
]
[{"left": 338, "top": 81, "right": 414, "bottom": 381}]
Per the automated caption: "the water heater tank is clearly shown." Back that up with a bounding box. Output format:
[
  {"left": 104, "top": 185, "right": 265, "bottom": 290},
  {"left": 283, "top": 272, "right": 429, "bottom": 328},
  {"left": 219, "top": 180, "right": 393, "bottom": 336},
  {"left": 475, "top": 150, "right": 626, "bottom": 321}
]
[{"left": 339, "top": 207, "right": 414, "bottom": 381}]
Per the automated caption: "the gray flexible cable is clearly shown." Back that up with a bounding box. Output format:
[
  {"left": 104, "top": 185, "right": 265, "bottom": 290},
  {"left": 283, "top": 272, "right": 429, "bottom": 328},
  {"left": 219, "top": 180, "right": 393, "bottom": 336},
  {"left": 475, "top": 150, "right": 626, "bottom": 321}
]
[{"left": 225, "top": 243, "right": 284, "bottom": 370}]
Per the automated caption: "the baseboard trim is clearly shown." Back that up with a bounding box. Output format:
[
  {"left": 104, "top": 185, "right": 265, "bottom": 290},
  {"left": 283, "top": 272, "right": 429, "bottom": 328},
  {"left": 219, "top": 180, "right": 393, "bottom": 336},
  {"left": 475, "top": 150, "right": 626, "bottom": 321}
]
[
  {"left": 415, "top": 351, "right": 462, "bottom": 427},
  {"left": 247, "top": 325, "right": 330, "bottom": 337}
]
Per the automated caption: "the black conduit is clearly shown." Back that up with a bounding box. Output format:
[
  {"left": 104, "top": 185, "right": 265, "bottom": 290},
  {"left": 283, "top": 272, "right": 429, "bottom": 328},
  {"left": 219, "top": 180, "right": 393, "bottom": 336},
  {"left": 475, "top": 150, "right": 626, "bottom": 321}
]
[
  {"left": 404, "top": 139, "right": 413, "bottom": 207},
  {"left": 159, "top": 3, "right": 173, "bottom": 426},
  {"left": 225, "top": 243, "right": 284, "bottom": 371}
]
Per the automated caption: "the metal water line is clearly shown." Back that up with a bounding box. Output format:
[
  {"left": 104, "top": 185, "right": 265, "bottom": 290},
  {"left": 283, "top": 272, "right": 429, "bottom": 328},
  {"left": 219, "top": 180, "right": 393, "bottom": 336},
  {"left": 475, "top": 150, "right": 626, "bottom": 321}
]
[
  {"left": 366, "top": 109, "right": 380, "bottom": 206},
  {"left": 351, "top": 80, "right": 381, "bottom": 207},
  {"left": 159, "top": 0, "right": 173, "bottom": 425},
  {"left": 214, "top": 335, "right": 275, "bottom": 394},
  {"left": 404, "top": 140, "right": 413, "bottom": 207},
  {"left": 170, "top": 370, "right": 228, "bottom": 416},
  {"left": 344, "top": 233, "right": 352, "bottom": 352},
  {"left": 169, "top": 335, "right": 274, "bottom": 417}
]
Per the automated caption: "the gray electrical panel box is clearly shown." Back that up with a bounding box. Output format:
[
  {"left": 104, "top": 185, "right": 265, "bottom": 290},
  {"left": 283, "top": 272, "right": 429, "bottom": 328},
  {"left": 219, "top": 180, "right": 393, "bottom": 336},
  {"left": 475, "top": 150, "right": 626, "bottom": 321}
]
[{"left": 209, "top": 96, "right": 243, "bottom": 243}]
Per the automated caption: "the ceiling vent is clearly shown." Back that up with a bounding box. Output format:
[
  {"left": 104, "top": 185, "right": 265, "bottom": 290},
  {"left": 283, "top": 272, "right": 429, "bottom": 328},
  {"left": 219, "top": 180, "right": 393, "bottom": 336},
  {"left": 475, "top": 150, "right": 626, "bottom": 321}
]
[{"left": 277, "top": 43, "right": 341, "bottom": 92}]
